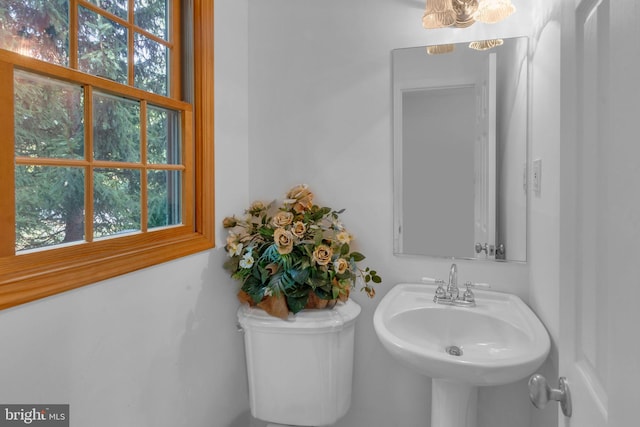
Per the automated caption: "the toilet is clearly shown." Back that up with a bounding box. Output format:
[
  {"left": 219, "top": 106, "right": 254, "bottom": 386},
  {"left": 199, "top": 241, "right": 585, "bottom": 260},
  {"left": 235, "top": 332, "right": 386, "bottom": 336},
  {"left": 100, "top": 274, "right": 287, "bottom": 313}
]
[{"left": 237, "top": 299, "right": 361, "bottom": 427}]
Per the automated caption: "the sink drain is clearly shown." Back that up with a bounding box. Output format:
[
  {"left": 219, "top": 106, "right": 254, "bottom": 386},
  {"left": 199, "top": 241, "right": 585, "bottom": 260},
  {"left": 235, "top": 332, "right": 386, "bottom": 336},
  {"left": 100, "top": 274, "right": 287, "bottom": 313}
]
[{"left": 446, "top": 345, "right": 463, "bottom": 356}]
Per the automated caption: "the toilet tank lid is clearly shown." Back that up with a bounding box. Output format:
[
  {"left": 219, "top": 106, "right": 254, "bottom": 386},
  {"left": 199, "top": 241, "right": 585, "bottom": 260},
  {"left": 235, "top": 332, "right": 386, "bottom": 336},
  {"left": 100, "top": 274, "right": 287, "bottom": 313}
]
[{"left": 237, "top": 298, "right": 361, "bottom": 332}]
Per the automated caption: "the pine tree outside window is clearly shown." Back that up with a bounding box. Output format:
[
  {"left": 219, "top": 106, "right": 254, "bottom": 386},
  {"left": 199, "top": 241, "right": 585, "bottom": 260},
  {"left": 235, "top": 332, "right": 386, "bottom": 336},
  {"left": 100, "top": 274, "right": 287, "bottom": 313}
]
[{"left": 0, "top": 0, "right": 214, "bottom": 308}]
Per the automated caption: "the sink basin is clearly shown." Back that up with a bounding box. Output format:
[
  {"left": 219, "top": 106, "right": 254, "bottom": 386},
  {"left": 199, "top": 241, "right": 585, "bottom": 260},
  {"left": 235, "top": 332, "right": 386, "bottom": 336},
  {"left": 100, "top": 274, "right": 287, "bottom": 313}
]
[{"left": 374, "top": 283, "right": 550, "bottom": 386}]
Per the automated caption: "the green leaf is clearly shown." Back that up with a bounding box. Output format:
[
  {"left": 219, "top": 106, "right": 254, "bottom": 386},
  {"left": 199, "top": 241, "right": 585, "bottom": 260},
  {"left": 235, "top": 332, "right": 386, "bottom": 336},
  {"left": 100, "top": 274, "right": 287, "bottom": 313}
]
[
  {"left": 260, "top": 244, "right": 281, "bottom": 263},
  {"left": 241, "top": 276, "right": 266, "bottom": 303},
  {"left": 314, "top": 287, "right": 332, "bottom": 299},
  {"left": 309, "top": 207, "right": 331, "bottom": 221},
  {"left": 270, "top": 270, "right": 296, "bottom": 293},
  {"left": 290, "top": 268, "right": 310, "bottom": 284},
  {"left": 340, "top": 243, "right": 350, "bottom": 255},
  {"left": 372, "top": 275, "right": 382, "bottom": 284},
  {"left": 260, "top": 266, "right": 270, "bottom": 283},
  {"left": 259, "top": 227, "right": 274, "bottom": 238},
  {"left": 335, "top": 271, "right": 351, "bottom": 280},
  {"left": 350, "top": 252, "right": 366, "bottom": 262},
  {"left": 309, "top": 275, "right": 329, "bottom": 289},
  {"left": 286, "top": 294, "right": 309, "bottom": 314},
  {"left": 223, "top": 256, "right": 239, "bottom": 272}
]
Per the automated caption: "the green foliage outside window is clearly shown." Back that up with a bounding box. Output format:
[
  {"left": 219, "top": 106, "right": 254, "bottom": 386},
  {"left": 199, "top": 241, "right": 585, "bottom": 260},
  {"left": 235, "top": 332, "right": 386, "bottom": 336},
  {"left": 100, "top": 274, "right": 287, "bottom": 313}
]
[{"left": 3, "top": 1, "right": 179, "bottom": 252}]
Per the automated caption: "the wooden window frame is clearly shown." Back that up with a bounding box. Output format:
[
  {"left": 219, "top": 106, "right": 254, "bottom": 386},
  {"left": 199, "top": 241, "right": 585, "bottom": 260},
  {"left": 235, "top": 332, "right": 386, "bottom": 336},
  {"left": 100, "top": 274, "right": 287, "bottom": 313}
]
[{"left": 0, "top": 0, "right": 214, "bottom": 309}]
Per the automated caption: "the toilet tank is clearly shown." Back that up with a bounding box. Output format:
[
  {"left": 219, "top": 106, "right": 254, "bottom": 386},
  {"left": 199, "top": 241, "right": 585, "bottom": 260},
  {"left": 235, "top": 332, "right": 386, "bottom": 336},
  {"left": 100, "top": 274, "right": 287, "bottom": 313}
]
[{"left": 237, "top": 299, "right": 361, "bottom": 427}]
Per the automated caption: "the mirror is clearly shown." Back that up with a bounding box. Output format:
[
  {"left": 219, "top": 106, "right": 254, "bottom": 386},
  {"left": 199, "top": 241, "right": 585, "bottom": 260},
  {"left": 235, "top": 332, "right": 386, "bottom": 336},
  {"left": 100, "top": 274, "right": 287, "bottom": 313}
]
[{"left": 393, "top": 36, "right": 528, "bottom": 262}]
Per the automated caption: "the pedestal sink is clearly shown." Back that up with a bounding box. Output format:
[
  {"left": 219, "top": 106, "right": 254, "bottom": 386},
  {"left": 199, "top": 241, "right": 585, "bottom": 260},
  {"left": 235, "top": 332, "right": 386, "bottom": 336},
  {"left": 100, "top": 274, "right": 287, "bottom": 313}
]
[{"left": 373, "top": 283, "right": 550, "bottom": 427}]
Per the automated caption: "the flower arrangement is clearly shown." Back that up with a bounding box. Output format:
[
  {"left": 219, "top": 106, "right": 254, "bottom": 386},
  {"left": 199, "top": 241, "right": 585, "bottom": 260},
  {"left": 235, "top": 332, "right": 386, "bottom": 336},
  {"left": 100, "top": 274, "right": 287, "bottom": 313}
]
[{"left": 223, "top": 184, "right": 381, "bottom": 319}]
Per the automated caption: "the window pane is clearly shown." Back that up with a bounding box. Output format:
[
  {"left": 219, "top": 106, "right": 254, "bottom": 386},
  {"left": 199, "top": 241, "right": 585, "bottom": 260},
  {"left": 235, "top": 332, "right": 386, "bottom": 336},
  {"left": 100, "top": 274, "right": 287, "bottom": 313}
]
[
  {"left": 78, "top": 6, "right": 127, "bottom": 84},
  {"left": 134, "top": 33, "right": 168, "bottom": 96},
  {"left": 94, "top": 168, "right": 140, "bottom": 238},
  {"left": 147, "top": 170, "right": 181, "bottom": 229},
  {"left": 14, "top": 71, "right": 84, "bottom": 159},
  {"left": 85, "top": 0, "right": 128, "bottom": 20},
  {"left": 0, "top": 1, "right": 69, "bottom": 66},
  {"left": 134, "top": 0, "right": 168, "bottom": 40},
  {"left": 147, "top": 106, "right": 180, "bottom": 164},
  {"left": 93, "top": 92, "right": 140, "bottom": 162},
  {"left": 16, "top": 166, "right": 85, "bottom": 251}
]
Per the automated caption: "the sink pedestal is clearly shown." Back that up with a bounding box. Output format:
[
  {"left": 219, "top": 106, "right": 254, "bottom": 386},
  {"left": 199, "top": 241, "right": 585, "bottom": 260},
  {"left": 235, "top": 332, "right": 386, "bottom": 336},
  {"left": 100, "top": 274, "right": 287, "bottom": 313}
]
[{"left": 431, "top": 380, "right": 478, "bottom": 427}]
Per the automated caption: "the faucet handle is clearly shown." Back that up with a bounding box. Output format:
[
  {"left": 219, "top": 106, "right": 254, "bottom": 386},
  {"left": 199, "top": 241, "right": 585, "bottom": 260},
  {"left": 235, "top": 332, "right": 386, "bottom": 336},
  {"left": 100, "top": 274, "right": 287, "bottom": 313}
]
[
  {"left": 462, "top": 281, "right": 491, "bottom": 303},
  {"left": 468, "top": 282, "right": 491, "bottom": 289},
  {"left": 462, "top": 282, "right": 475, "bottom": 303},
  {"left": 432, "top": 279, "right": 447, "bottom": 302},
  {"left": 463, "top": 281, "right": 491, "bottom": 291},
  {"left": 422, "top": 277, "right": 446, "bottom": 290}
]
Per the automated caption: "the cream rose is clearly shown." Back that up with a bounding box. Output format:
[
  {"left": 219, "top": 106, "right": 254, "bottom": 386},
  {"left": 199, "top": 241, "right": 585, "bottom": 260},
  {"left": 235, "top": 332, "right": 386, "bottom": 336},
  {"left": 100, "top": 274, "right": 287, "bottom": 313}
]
[
  {"left": 222, "top": 216, "right": 237, "bottom": 228},
  {"left": 291, "top": 221, "right": 306, "bottom": 238},
  {"left": 333, "top": 258, "right": 349, "bottom": 275},
  {"left": 249, "top": 200, "right": 266, "bottom": 212},
  {"left": 272, "top": 211, "right": 294, "bottom": 227},
  {"left": 312, "top": 244, "right": 333, "bottom": 266},
  {"left": 285, "top": 184, "right": 314, "bottom": 213},
  {"left": 274, "top": 228, "right": 294, "bottom": 255}
]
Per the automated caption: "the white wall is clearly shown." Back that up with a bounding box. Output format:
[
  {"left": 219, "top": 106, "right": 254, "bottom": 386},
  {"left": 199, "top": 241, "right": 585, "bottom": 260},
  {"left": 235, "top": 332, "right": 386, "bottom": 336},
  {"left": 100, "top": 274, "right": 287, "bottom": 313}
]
[
  {"left": 527, "top": 1, "right": 562, "bottom": 425},
  {"left": 0, "top": 0, "right": 253, "bottom": 426},
  {"left": 0, "top": 252, "right": 248, "bottom": 427}
]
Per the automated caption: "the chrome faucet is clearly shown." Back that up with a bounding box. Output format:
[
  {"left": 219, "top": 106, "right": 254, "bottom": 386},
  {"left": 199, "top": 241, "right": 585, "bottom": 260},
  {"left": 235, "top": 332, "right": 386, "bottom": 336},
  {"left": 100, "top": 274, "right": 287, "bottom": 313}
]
[
  {"left": 447, "top": 263, "right": 459, "bottom": 300},
  {"left": 430, "top": 263, "right": 488, "bottom": 307}
]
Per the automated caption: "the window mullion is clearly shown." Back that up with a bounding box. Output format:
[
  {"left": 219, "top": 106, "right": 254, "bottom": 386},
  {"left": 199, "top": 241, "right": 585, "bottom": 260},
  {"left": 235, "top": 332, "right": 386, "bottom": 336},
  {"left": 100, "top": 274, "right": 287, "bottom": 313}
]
[
  {"left": 182, "top": 109, "right": 194, "bottom": 230},
  {"left": 70, "top": 0, "right": 79, "bottom": 69},
  {"left": 171, "top": 0, "right": 181, "bottom": 100},
  {"left": 85, "top": 85, "right": 94, "bottom": 243},
  {"left": 0, "top": 62, "right": 15, "bottom": 257},
  {"left": 128, "top": 0, "right": 135, "bottom": 88},
  {"left": 140, "top": 100, "right": 148, "bottom": 233}
]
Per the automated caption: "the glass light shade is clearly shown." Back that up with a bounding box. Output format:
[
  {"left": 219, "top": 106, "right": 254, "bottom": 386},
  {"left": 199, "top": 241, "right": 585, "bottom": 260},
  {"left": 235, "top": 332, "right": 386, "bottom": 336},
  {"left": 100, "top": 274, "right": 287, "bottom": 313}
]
[
  {"left": 474, "top": 0, "right": 515, "bottom": 24},
  {"left": 422, "top": 0, "right": 457, "bottom": 29},
  {"left": 426, "top": 44, "right": 455, "bottom": 55},
  {"left": 453, "top": 0, "right": 478, "bottom": 28},
  {"left": 469, "top": 38, "right": 504, "bottom": 51}
]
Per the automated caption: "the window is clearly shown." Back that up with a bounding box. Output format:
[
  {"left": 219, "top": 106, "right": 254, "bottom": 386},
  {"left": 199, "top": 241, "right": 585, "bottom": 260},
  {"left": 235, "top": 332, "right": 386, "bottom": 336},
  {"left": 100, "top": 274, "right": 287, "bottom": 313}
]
[{"left": 0, "top": 0, "right": 214, "bottom": 308}]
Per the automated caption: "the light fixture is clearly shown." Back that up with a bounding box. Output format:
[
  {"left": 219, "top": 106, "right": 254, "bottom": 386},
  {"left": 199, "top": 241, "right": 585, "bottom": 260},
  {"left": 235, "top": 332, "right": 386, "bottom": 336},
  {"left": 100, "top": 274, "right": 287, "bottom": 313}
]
[
  {"left": 469, "top": 38, "right": 504, "bottom": 50},
  {"left": 422, "top": 0, "right": 515, "bottom": 29},
  {"left": 452, "top": 0, "right": 478, "bottom": 28},
  {"left": 426, "top": 44, "right": 455, "bottom": 55},
  {"left": 474, "top": 0, "right": 516, "bottom": 24},
  {"left": 422, "top": 0, "right": 457, "bottom": 29}
]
